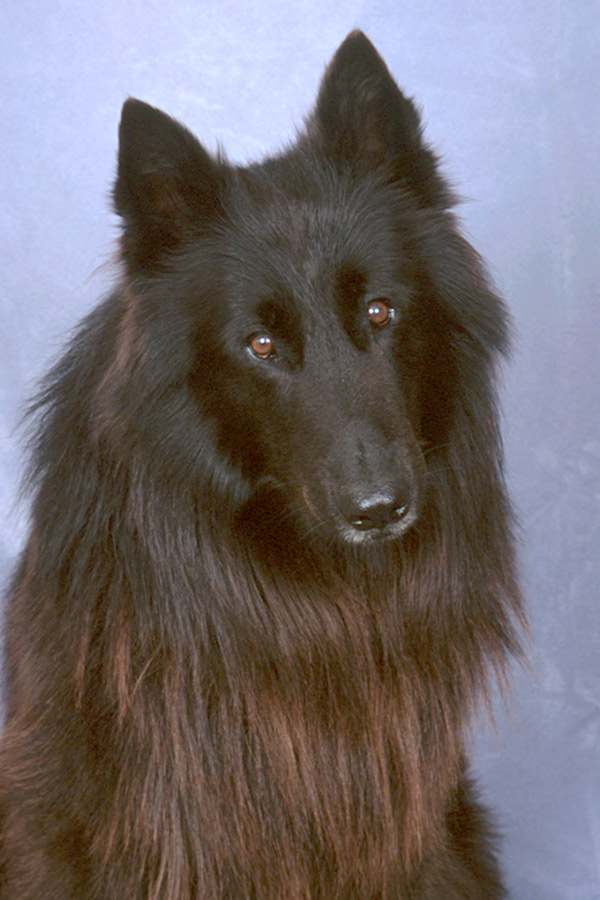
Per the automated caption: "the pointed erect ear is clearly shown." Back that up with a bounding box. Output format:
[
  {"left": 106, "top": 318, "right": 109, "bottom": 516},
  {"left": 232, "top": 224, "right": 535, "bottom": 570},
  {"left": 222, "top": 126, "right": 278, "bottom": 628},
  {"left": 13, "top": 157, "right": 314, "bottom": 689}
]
[
  {"left": 310, "top": 31, "right": 449, "bottom": 207},
  {"left": 114, "top": 99, "right": 225, "bottom": 271}
]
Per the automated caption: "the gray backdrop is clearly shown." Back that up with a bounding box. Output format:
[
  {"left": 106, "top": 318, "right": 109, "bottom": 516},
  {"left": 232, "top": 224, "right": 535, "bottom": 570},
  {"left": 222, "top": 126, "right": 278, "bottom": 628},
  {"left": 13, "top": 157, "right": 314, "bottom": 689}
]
[{"left": 1, "top": 1, "right": 598, "bottom": 897}]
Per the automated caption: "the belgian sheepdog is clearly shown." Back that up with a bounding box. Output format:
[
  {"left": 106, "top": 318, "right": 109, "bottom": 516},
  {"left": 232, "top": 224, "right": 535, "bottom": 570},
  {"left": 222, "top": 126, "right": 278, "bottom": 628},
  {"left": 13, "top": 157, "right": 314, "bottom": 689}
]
[{"left": 0, "top": 31, "right": 522, "bottom": 899}]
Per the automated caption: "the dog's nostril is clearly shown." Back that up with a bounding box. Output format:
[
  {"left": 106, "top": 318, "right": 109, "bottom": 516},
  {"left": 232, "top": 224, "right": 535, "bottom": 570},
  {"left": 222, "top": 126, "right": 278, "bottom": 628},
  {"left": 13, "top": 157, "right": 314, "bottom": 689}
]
[{"left": 343, "top": 491, "right": 412, "bottom": 531}]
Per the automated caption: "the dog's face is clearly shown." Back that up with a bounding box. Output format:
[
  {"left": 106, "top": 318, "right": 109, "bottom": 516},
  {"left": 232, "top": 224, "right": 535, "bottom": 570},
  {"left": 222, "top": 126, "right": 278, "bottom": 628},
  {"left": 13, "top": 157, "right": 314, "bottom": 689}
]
[
  {"left": 109, "top": 32, "right": 507, "bottom": 548},
  {"left": 182, "top": 172, "right": 429, "bottom": 545}
]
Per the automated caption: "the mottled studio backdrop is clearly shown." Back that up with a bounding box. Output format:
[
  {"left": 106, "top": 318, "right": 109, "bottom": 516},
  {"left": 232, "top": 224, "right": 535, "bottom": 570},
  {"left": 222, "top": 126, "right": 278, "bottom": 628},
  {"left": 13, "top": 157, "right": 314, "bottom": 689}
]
[{"left": 1, "top": 1, "right": 599, "bottom": 897}]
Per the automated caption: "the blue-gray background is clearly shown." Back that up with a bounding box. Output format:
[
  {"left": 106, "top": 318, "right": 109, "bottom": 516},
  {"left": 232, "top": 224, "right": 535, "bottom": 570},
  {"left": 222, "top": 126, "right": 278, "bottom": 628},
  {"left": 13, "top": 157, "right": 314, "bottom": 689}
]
[{"left": 1, "top": 2, "right": 598, "bottom": 897}]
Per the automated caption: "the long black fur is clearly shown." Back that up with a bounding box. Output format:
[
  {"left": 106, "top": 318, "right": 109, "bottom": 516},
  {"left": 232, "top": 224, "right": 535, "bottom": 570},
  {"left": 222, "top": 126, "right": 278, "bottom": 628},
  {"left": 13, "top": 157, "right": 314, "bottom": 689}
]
[{"left": 0, "top": 31, "right": 522, "bottom": 899}]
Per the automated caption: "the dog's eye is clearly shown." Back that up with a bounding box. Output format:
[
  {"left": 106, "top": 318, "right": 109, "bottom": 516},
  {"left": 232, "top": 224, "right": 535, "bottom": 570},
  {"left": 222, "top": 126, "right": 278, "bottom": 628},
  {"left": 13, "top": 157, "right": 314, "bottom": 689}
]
[
  {"left": 248, "top": 332, "right": 276, "bottom": 359},
  {"left": 367, "top": 299, "right": 392, "bottom": 327}
]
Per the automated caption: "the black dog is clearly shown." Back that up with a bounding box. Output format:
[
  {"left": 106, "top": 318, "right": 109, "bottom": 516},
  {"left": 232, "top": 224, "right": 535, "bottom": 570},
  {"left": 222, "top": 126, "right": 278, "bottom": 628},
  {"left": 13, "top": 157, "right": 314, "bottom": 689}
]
[{"left": 0, "top": 31, "right": 522, "bottom": 899}]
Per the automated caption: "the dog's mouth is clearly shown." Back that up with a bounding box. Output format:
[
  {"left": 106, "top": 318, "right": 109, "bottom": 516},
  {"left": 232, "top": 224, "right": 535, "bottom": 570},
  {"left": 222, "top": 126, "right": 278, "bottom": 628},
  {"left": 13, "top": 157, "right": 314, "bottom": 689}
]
[{"left": 239, "top": 473, "right": 420, "bottom": 551}]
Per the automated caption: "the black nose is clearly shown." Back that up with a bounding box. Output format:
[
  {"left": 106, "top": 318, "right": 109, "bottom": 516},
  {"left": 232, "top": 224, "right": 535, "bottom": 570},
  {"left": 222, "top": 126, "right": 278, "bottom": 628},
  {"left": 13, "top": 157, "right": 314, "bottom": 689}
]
[{"left": 340, "top": 487, "right": 413, "bottom": 532}]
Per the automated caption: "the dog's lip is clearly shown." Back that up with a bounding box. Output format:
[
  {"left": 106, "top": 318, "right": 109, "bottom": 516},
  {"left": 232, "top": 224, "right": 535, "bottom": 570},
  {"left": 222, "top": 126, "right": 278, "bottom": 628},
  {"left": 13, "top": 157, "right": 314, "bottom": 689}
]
[{"left": 300, "top": 484, "right": 319, "bottom": 517}]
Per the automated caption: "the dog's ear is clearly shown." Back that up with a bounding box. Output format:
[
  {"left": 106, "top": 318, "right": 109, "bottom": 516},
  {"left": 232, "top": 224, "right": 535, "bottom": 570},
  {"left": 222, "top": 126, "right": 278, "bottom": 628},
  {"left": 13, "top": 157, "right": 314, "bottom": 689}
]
[
  {"left": 310, "top": 31, "right": 449, "bottom": 207},
  {"left": 114, "top": 99, "right": 225, "bottom": 271}
]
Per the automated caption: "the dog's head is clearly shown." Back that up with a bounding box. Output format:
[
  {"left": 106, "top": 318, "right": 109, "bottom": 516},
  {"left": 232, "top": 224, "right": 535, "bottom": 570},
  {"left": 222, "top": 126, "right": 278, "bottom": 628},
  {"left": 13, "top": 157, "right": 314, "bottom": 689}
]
[{"left": 105, "top": 32, "right": 508, "bottom": 549}]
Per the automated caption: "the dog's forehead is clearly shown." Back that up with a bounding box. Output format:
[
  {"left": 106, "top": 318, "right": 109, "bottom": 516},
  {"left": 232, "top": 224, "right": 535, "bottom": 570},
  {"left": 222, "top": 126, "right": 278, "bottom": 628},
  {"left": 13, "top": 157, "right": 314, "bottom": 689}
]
[
  {"left": 230, "top": 180, "right": 399, "bottom": 280},
  {"left": 218, "top": 171, "right": 410, "bottom": 330}
]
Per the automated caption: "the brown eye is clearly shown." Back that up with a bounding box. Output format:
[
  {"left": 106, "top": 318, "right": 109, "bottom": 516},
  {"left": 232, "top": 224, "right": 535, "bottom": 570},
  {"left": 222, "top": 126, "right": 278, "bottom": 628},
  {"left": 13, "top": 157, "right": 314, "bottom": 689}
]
[
  {"left": 248, "top": 332, "right": 275, "bottom": 359},
  {"left": 367, "top": 299, "right": 392, "bottom": 327}
]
